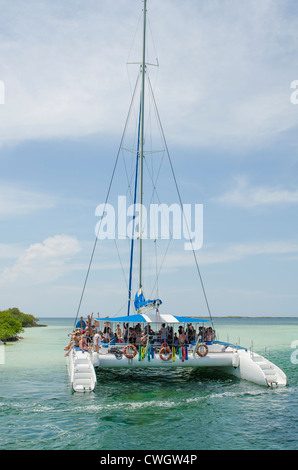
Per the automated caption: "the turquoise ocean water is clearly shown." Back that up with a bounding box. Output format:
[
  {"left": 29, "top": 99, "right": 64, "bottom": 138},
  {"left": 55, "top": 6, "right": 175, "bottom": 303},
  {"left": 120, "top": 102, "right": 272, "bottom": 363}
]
[{"left": 1, "top": 316, "right": 298, "bottom": 451}]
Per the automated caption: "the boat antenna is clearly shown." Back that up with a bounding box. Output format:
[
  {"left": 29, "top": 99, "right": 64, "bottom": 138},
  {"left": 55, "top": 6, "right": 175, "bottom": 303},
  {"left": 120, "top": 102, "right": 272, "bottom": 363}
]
[{"left": 138, "top": 0, "right": 147, "bottom": 292}]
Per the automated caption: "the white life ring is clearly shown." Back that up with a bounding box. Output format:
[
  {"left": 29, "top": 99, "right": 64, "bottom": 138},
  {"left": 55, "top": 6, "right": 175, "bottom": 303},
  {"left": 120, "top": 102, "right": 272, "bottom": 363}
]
[
  {"left": 159, "top": 346, "right": 172, "bottom": 361},
  {"left": 196, "top": 343, "right": 208, "bottom": 357},
  {"left": 123, "top": 344, "right": 137, "bottom": 359}
]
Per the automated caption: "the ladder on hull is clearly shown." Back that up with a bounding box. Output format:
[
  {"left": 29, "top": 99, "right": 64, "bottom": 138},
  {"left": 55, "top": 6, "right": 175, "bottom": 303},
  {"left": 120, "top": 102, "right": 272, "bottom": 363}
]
[
  {"left": 70, "top": 350, "right": 97, "bottom": 392},
  {"left": 252, "top": 353, "right": 286, "bottom": 388}
]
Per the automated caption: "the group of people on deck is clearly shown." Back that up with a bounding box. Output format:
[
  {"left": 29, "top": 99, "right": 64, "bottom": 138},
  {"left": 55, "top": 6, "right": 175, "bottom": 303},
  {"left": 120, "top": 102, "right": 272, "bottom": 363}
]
[
  {"left": 65, "top": 315, "right": 216, "bottom": 355},
  {"left": 64, "top": 315, "right": 93, "bottom": 356}
]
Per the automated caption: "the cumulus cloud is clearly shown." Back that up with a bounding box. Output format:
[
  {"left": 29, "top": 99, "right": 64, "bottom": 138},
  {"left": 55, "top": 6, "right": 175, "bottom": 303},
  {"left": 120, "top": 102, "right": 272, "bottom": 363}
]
[
  {"left": 0, "top": 235, "right": 81, "bottom": 284},
  {"left": 214, "top": 176, "right": 298, "bottom": 208},
  {"left": 0, "top": 243, "right": 24, "bottom": 260},
  {"left": 0, "top": 0, "right": 297, "bottom": 148}
]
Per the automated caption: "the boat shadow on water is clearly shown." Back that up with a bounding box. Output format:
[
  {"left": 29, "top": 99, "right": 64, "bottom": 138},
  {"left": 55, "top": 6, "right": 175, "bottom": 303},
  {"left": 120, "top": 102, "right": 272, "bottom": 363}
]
[{"left": 94, "top": 366, "right": 238, "bottom": 387}]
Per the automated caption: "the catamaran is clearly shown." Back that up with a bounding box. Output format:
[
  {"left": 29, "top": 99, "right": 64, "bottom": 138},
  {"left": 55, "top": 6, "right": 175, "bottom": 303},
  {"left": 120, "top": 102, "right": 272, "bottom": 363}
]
[{"left": 66, "top": 0, "right": 287, "bottom": 392}]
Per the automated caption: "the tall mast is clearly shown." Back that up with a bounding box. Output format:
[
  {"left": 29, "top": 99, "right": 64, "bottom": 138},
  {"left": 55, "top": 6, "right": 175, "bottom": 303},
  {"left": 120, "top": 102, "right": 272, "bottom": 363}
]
[{"left": 139, "top": 0, "right": 147, "bottom": 290}]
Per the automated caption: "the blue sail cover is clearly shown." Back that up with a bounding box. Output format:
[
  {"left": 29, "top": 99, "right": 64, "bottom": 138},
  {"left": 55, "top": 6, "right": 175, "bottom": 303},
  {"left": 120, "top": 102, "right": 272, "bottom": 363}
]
[{"left": 134, "top": 290, "right": 162, "bottom": 310}]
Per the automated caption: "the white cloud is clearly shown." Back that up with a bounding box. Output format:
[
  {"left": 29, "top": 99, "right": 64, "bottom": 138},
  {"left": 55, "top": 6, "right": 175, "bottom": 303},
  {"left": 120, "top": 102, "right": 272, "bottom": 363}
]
[
  {"left": 218, "top": 241, "right": 298, "bottom": 261},
  {"left": 0, "top": 243, "right": 24, "bottom": 259},
  {"left": 158, "top": 240, "right": 298, "bottom": 269},
  {"left": 0, "top": 235, "right": 81, "bottom": 284},
  {"left": 214, "top": 176, "right": 298, "bottom": 208},
  {"left": 0, "top": 0, "right": 297, "bottom": 148},
  {"left": 0, "top": 182, "right": 56, "bottom": 218}
]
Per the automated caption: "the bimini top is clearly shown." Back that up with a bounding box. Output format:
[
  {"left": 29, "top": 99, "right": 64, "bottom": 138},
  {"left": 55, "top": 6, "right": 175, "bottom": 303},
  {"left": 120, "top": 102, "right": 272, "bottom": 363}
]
[
  {"left": 96, "top": 290, "right": 210, "bottom": 324},
  {"left": 96, "top": 313, "right": 209, "bottom": 324}
]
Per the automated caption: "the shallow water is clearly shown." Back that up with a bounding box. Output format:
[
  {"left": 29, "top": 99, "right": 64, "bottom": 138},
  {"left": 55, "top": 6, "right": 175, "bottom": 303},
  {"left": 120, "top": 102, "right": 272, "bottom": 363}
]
[{"left": 1, "top": 317, "right": 298, "bottom": 450}]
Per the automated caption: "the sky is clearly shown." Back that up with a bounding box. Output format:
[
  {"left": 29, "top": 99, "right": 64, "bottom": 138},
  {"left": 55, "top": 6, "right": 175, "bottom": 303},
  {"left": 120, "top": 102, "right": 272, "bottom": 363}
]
[{"left": 0, "top": 0, "right": 298, "bottom": 319}]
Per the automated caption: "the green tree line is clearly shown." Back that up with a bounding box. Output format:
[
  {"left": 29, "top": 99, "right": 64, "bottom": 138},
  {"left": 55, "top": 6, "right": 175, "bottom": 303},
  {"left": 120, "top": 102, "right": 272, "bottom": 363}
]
[{"left": 0, "top": 308, "right": 39, "bottom": 341}]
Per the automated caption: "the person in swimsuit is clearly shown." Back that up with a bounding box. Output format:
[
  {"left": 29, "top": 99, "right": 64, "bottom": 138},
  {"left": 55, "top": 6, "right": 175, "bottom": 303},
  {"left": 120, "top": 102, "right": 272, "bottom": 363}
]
[
  {"left": 79, "top": 333, "right": 90, "bottom": 352},
  {"left": 64, "top": 330, "right": 81, "bottom": 356}
]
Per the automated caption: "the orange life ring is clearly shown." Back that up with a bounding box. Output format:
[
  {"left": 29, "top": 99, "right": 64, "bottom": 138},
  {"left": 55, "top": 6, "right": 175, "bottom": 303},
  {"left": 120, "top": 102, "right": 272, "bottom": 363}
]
[
  {"left": 123, "top": 344, "right": 137, "bottom": 359},
  {"left": 159, "top": 346, "right": 172, "bottom": 361},
  {"left": 196, "top": 343, "right": 208, "bottom": 357}
]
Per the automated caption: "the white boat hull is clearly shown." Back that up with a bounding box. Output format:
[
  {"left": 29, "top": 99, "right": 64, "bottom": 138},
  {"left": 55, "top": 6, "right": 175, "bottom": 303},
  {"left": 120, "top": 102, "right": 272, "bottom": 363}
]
[
  {"left": 66, "top": 343, "right": 287, "bottom": 390},
  {"left": 230, "top": 349, "right": 287, "bottom": 387},
  {"left": 91, "top": 343, "right": 287, "bottom": 388},
  {"left": 66, "top": 349, "right": 97, "bottom": 392}
]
